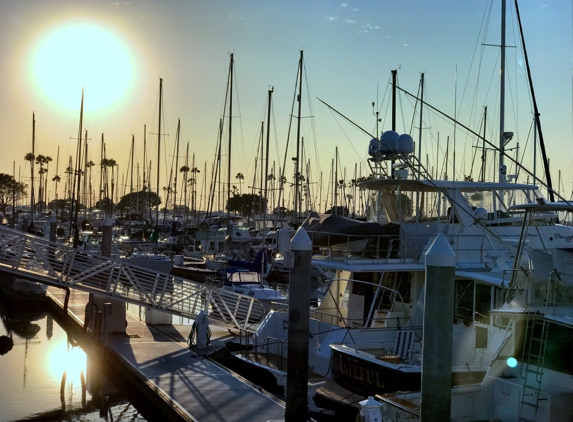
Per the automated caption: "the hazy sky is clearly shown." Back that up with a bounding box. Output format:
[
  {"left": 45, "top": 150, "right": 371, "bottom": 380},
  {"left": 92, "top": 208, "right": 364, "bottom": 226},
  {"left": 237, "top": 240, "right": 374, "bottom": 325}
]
[{"left": 1, "top": 0, "right": 572, "bottom": 210}]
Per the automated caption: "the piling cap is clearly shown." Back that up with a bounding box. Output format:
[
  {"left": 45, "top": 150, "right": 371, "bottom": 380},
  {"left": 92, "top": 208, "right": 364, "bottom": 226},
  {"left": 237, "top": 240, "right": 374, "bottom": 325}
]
[
  {"left": 49, "top": 216, "right": 58, "bottom": 223},
  {"left": 359, "top": 396, "right": 383, "bottom": 408},
  {"left": 103, "top": 217, "right": 113, "bottom": 226},
  {"left": 425, "top": 233, "right": 456, "bottom": 267},
  {"left": 290, "top": 226, "right": 312, "bottom": 251}
]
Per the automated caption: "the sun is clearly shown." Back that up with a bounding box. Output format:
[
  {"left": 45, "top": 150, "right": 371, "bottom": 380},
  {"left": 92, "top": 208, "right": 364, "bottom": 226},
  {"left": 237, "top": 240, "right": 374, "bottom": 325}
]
[{"left": 31, "top": 21, "right": 135, "bottom": 111}]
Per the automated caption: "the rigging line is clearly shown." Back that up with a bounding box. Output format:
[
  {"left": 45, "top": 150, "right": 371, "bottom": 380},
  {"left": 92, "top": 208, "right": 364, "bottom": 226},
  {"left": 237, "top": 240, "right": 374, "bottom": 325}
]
[
  {"left": 459, "top": 0, "right": 494, "bottom": 127},
  {"left": 396, "top": 84, "right": 568, "bottom": 205},
  {"left": 231, "top": 62, "right": 247, "bottom": 175},
  {"left": 271, "top": 94, "right": 281, "bottom": 170},
  {"left": 408, "top": 79, "right": 421, "bottom": 136},
  {"left": 468, "top": 109, "right": 486, "bottom": 179},
  {"left": 514, "top": 0, "right": 555, "bottom": 202},
  {"left": 515, "top": 118, "right": 535, "bottom": 184},
  {"left": 396, "top": 74, "right": 409, "bottom": 135},
  {"left": 324, "top": 107, "right": 368, "bottom": 170},
  {"left": 400, "top": 156, "right": 527, "bottom": 266},
  {"left": 302, "top": 60, "right": 322, "bottom": 178},
  {"left": 374, "top": 76, "right": 392, "bottom": 135},
  {"left": 275, "top": 57, "right": 298, "bottom": 216},
  {"left": 316, "top": 98, "right": 374, "bottom": 138}
]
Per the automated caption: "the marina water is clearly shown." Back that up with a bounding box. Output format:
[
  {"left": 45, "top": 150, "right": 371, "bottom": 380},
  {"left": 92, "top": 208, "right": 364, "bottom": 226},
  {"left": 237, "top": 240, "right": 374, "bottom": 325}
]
[{"left": 0, "top": 294, "right": 147, "bottom": 422}]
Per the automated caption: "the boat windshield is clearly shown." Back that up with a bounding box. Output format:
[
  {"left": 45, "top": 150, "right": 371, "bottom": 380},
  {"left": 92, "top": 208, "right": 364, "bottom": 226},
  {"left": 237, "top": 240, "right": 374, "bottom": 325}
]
[
  {"left": 462, "top": 187, "right": 539, "bottom": 213},
  {"left": 366, "top": 182, "right": 551, "bottom": 225}
]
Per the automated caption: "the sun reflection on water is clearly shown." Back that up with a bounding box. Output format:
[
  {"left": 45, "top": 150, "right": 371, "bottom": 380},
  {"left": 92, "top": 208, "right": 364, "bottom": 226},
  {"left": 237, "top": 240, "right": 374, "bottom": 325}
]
[{"left": 47, "top": 340, "right": 87, "bottom": 383}]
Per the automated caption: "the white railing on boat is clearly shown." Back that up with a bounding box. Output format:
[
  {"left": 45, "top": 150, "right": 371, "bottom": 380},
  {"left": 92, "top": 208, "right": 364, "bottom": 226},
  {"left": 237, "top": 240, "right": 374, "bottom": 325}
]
[{"left": 308, "top": 229, "right": 514, "bottom": 267}]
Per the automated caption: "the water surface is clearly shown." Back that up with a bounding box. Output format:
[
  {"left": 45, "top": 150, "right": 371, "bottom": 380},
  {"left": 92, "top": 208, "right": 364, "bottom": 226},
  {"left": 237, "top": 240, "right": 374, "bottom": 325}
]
[{"left": 0, "top": 294, "right": 147, "bottom": 422}]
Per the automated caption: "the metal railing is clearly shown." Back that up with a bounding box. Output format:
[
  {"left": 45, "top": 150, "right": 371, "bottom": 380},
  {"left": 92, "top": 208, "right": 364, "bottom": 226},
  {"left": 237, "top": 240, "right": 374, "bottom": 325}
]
[
  {"left": 0, "top": 226, "right": 266, "bottom": 331},
  {"left": 307, "top": 226, "right": 519, "bottom": 268}
]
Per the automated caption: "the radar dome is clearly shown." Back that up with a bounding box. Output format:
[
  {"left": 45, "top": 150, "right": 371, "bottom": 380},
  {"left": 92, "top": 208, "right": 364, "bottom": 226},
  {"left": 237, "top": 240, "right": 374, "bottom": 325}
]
[
  {"left": 380, "top": 130, "right": 399, "bottom": 152},
  {"left": 397, "top": 134, "right": 414, "bottom": 153},
  {"left": 368, "top": 138, "right": 380, "bottom": 156}
]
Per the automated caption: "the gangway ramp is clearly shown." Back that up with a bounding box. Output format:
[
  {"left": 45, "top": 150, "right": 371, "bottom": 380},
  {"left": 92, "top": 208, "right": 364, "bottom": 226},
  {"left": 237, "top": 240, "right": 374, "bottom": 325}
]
[{"left": 0, "top": 226, "right": 266, "bottom": 330}]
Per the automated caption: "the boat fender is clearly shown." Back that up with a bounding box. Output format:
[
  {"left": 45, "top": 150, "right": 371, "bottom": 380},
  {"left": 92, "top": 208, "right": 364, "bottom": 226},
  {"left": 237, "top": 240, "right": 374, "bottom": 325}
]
[{"left": 0, "top": 335, "right": 13, "bottom": 355}]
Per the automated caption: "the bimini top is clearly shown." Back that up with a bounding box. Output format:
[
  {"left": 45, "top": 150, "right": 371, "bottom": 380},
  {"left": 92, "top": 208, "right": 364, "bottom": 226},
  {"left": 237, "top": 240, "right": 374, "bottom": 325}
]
[{"left": 359, "top": 178, "right": 539, "bottom": 193}]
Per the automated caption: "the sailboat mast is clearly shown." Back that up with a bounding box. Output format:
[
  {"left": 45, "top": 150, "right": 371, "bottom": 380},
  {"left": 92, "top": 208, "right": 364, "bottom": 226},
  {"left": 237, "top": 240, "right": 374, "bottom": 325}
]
[
  {"left": 72, "top": 89, "right": 84, "bottom": 248},
  {"left": 190, "top": 150, "right": 195, "bottom": 221},
  {"left": 415, "top": 73, "right": 424, "bottom": 222},
  {"left": 391, "top": 69, "right": 398, "bottom": 179},
  {"left": 294, "top": 50, "right": 303, "bottom": 223},
  {"left": 31, "top": 113, "right": 35, "bottom": 226},
  {"left": 99, "top": 134, "right": 104, "bottom": 206},
  {"left": 258, "top": 122, "right": 263, "bottom": 214},
  {"left": 481, "top": 106, "right": 488, "bottom": 182},
  {"left": 334, "top": 146, "right": 339, "bottom": 214},
  {"left": 156, "top": 78, "right": 163, "bottom": 227},
  {"left": 174, "top": 118, "right": 180, "bottom": 213},
  {"left": 183, "top": 142, "right": 189, "bottom": 222},
  {"left": 129, "top": 135, "right": 134, "bottom": 228},
  {"left": 513, "top": 0, "right": 555, "bottom": 201},
  {"left": 83, "top": 134, "right": 88, "bottom": 220},
  {"left": 417, "top": 73, "right": 424, "bottom": 181},
  {"left": 264, "top": 87, "right": 273, "bottom": 215},
  {"left": 227, "top": 54, "right": 233, "bottom": 222},
  {"left": 12, "top": 161, "right": 16, "bottom": 224},
  {"left": 54, "top": 146, "right": 60, "bottom": 218},
  {"left": 499, "top": 0, "right": 507, "bottom": 183},
  {"left": 143, "top": 125, "right": 148, "bottom": 219}
]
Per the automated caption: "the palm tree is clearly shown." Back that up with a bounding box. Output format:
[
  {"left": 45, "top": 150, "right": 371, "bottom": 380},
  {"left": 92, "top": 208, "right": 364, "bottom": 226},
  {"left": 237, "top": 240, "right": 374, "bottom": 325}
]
[
  {"left": 86, "top": 160, "right": 95, "bottom": 209},
  {"left": 35, "top": 154, "right": 52, "bottom": 211},
  {"left": 266, "top": 173, "right": 276, "bottom": 214},
  {"left": 349, "top": 178, "right": 358, "bottom": 217},
  {"left": 65, "top": 164, "right": 74, "bottom": 201},
  {"left": 235, "top": 172, "right": 244, "bottom": 195},
  {"left": 38, "top": 167, "right": 48, "bottom": 211},
  {"left": 108, "top": 159, "right": 117, "bottom": 214},
  {"left": 100, "top": 158, "right": 116, "bottom": 215},
  {"left": 24, "top": 152, "right": 35, "bottom": 216},
  {"left": 191, "top": 167, "right": 200, "bottom": 219},
  {"left": 44, "top": 156, "right": 53, "bottom": 208},
  {"left": 179, "top": 164, "right": 190, "bottom": 213},
  {"left": 52, "top": 174, "right": 61, "bottom": 217}
]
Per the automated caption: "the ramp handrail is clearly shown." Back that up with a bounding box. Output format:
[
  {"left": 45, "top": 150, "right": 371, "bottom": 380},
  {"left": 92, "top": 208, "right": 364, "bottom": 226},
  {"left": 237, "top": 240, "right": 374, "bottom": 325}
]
[{"left": 0, "top": 226, "right": 266, "bottom": 331}]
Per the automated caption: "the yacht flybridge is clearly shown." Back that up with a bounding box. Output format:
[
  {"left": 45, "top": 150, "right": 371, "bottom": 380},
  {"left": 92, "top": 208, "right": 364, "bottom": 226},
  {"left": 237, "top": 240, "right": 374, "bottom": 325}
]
[{"left": 229, "top": 129, "right": 573, "bottom": 422}]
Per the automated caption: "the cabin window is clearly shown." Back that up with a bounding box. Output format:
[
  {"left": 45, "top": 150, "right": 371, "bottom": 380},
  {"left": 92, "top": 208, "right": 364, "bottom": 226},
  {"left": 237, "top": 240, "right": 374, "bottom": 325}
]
[
  {"left": 392, "top": 192, "right": 413, "bottom": 220},
  {"left": 474, "top": 283, "right": 492, "bottom": 324},
  {"left": 395, "top": 273, "right": 411, "bottom": 303},
  {"left": 454, "top": 280, "right": 494, "bottom": 325},
  {"left": 513, "top": 321, "right": 573, "bottom": 373},
  {"left": 494, "top": 315, "right": 512, "bottom": 329},
  {"left": 475, "top": 326, "right": 488, "bottom": 348},
  {"left": 545, "top": 324, "right": 573, "bottom": 374},
  {"left": 454, "top": 280, "right": 474, "bottom": 325},
  {"left": 464, "top": 191, "right": 495, "bottom": 213}
]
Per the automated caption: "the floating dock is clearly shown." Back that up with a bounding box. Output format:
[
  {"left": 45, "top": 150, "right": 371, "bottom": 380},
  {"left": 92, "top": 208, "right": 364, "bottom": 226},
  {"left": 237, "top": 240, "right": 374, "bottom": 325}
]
[{"left": 47, "top": 287, "right": 286, "bottom": 422}]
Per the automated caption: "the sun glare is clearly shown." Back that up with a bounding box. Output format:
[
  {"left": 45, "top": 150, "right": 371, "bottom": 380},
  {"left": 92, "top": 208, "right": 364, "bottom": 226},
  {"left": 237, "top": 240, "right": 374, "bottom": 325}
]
[
  {"left": 31, "top": 22, "right": 134, "bottom": 111},
  {"left": 48, "top": 340, "right": 87, "bottom": 382}
]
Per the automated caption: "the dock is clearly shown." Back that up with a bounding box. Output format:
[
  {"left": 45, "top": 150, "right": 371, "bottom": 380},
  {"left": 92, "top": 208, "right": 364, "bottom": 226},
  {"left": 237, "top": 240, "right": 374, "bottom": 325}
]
[{"left": 47, "top": 287, "right": 286, "bottom": 422}]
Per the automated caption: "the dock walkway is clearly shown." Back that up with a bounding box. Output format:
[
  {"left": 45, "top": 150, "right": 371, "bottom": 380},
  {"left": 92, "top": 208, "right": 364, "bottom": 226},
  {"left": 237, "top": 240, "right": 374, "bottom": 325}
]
[{"left": 48, "top": 287, "right": 286, "bottom": 422}]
